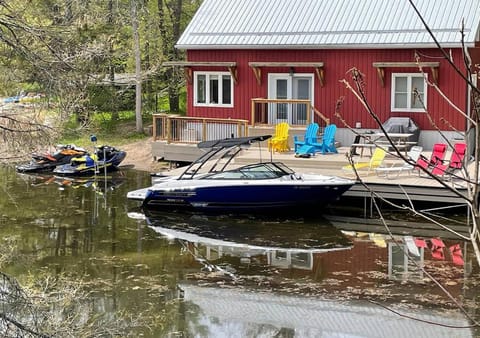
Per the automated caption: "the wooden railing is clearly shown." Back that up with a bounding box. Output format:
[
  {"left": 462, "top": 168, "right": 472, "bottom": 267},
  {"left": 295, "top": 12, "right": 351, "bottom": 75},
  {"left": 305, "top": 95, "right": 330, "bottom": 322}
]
[
  {"left": 312, "top": 106, "right": 330, "bottom": 126},
  {"left": 250, "top": 98, "right": 330, "bottom": 128},
  {"left": 152, "top": 114, "right": 249, "bottom": 143}
]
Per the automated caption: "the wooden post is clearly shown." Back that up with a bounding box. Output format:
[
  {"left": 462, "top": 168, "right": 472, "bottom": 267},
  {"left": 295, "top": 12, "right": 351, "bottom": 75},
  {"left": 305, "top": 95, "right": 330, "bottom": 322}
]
[
  {"left": 251, "top": 99, "right": 256, "bottom": 126},
  {"left": 166, "top": 116, "right": 171, "bottom": 144},
  {"left": 152, "top": 115, "right": 158, "bottom": 141},
  {"left": 202, "top": 119, "right": 207, "bottom": 141}
]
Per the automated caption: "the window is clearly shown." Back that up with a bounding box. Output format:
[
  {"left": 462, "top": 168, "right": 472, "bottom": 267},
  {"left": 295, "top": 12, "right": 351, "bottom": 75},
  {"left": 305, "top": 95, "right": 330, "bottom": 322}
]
[
  {"left": 391, "top": 73, "right": 427, "bottom": 112},
  {"left": 194, "top": 72, "right": 233, "bottom": 107}
]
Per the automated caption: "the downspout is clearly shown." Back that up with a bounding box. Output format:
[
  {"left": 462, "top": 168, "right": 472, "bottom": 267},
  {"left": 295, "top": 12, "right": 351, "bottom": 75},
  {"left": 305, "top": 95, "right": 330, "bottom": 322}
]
[
  {"left": 464, "top": 46, "right": 474, "bottom": 157},
  {"left": 465, "top": 47, "right": 472, "bottom": 115}
]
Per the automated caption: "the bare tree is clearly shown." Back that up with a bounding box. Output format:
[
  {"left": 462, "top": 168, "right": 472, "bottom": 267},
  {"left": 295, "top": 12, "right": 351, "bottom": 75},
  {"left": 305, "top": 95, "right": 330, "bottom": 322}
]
[
  {"left": 0, "top": 2, "right": 116, "bottom": 157},
  {"left": 131, "top": 0, "right": 143, "bottom": 133},
  {"left": 336, "top": 3, "right": 480, "bottom": 267}
]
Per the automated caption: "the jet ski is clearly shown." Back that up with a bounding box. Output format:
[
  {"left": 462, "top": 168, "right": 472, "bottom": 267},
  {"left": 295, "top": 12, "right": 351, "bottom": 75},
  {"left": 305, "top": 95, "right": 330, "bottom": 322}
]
[
  {"left": 16, "top": 144, "right": 88, "bottom": 173},
  {"left": 53, "top": 145, "right": 126, "bottom": 176}
]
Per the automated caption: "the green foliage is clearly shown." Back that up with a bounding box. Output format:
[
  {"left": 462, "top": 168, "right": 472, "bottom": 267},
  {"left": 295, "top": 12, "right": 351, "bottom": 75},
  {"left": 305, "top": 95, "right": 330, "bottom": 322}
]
[
  {"left": 156, "top": 87, "right": 187, "bottom": 114},
  {"left": 59, "top": 111, "right": 148, "bottom": 148},
  {"left": 88, "top": 84, "right": 136, "bottom": 112},
  {"left": 0, "top": 0, "right": 200, "bottom": 151}
]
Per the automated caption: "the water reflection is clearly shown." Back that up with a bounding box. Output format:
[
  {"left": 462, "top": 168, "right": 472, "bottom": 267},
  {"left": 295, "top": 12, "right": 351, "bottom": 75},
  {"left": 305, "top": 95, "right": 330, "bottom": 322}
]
[
  {"left": 17, "top": 172, "right": 126, "bottom": 192},
  {"left": 179, "top": 284, "right": 472, "bottom": 338},
  {"left": 140, "top": 209, "right": 353, "bottom": 280},
  {"left": 138, "top": 210, "right": 476, "bottom": 337},
  {"left": 0, "top": 165, "right": 478, "bottom": 336},
  {"left": 13, "top": 172, "right": 128, "bottom": 257},
  {"left": 327, "top": 215, "right": 473, "bottom": 281}
]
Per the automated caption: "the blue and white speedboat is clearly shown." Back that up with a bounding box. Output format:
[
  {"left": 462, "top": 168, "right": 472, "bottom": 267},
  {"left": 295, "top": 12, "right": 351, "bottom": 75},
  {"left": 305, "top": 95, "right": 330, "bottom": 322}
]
[{"left": 127, "top": 135, "right": 354, "bottom": 213}]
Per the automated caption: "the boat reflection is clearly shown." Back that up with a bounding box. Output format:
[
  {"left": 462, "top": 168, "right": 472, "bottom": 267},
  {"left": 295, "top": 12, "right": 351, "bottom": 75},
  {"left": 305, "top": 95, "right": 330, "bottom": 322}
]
[
  {"left": 141, "top": 209, "right": 353, "bottom": 275},
  {"left": 137, "top": 210, "right": 471, "bottom": 282}
]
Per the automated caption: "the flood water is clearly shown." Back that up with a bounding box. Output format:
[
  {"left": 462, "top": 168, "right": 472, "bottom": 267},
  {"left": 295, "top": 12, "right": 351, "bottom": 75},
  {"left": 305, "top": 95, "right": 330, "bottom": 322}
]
[{"left": 0, "top": 165, "right": 479, "bottom": 337}]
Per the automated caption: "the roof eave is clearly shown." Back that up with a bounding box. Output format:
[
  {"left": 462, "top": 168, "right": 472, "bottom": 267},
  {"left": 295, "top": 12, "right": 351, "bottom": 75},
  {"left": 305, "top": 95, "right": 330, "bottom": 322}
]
[{"left": 175, "top": 42, "right": 476, "bottom": 50}]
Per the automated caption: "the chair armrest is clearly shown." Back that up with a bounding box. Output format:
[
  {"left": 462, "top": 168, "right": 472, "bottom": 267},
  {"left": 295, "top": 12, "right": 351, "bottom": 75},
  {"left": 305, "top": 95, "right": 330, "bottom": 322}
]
[{"left": 418, "top": 154, "right": 429, "bottom": 162}]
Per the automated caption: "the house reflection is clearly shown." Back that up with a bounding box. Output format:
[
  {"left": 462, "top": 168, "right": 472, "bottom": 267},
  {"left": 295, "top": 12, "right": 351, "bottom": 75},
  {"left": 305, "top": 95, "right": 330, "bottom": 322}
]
[
  {"left": 142, "top": 211, "right": 469, "bottom": 285},
  {"left": 327, "top": 215, "right": 470, "bottom": 278},
  {"left": 192, "top": 242, "right": 316, "bottom": 271},
  {"left": 269, "top": 251, "right": 313, "bottom": 270},
  {"left": 165, "top": 219, "right": 473, "bottom": 337},
  {"left": 151, "top": 221, "right": 352, "bottom": 280},
  {"left": 178, "top": 283, "right": 474, "bottom": 338},
  {"left": 388, "top": 241, "right": 425, "bottom": 280}
]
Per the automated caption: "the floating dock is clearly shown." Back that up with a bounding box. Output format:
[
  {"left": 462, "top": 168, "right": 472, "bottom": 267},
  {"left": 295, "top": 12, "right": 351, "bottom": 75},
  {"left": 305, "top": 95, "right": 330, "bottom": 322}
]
[{"left": 233, "top": 146, "right": 472, "bottom": 211}]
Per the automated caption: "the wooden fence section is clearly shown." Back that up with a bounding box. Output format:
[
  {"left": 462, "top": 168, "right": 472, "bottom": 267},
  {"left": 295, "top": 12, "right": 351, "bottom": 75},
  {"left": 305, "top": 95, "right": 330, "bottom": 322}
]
[{"left": 152, "top": 114, "right": 249, "bottom": 143}]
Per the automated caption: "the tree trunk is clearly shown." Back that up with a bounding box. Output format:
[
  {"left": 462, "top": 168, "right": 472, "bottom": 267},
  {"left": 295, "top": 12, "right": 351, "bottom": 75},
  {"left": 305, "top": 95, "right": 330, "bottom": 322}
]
[
  {"left": 132, "top": 0, "right": 143, "bottom": 133},
  {"left": 108, "top": 0, "right": 119, "bottom": 121}
]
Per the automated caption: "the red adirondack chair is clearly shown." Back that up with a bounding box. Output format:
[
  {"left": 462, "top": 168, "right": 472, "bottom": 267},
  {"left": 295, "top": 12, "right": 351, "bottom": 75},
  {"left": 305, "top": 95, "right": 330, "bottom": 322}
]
[
  {"left": 431, "top": 142, "right": 467, "bottom": 177},
  {"left": 415, "top": 143, "right": 447, "bottom": 174},
  {"left": 430, "top": 237, "right": 446, "bottom": 260},
  {"left": 449, "top": 244, "right": 464, "bottom": 266}
]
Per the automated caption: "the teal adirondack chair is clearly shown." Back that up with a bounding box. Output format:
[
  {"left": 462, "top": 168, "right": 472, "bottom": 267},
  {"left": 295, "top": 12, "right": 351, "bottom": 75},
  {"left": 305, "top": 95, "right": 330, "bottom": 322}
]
[
  {"left": 313, "top": 124, "right": 338, "bottom": 154},
  {"left": 294, "top": 123, "right": 319, "bottom": 156}
]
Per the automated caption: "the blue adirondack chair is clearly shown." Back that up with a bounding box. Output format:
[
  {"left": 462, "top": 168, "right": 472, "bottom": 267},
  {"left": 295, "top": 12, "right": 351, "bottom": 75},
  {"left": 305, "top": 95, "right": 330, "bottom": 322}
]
[
  {"left": 313, "top": 124, "right": 338, "bottom": 154},
  {"left": 294, "top": 123, "right": 319, "bottom": 157}
]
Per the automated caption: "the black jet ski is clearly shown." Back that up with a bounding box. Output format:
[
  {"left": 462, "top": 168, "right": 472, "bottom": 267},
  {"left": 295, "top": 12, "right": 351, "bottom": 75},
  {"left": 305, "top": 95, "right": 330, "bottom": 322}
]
[
  {"left": 16, "top": 144, "right": 88, "bottom": 173},
  {"left": 53, "top": 145, "right": 127, "bottom": 176}
]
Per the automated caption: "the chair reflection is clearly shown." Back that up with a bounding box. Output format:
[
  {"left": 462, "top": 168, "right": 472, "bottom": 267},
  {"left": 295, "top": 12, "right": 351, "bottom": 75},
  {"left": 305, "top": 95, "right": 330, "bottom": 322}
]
[{"left": 388, "top": 239, "right": 425, "bottom": 280}]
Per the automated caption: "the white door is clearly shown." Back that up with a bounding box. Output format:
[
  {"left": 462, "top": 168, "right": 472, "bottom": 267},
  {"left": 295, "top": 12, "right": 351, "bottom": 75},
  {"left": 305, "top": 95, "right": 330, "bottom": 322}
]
[
  {"left": 268, "top": 74, "right": 313, "bottom": 124},
  {"left": 293, "top": 77, "right": 311, "bottom": 125},
  {"left": 269, "top": 75, "right": 290, "bottom": 124}
]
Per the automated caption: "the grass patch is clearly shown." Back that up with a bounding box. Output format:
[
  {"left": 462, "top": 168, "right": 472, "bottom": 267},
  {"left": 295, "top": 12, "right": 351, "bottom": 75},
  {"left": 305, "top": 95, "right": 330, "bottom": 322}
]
[{"left": 59, "top": 111, "right": 151, "bottom": 148}]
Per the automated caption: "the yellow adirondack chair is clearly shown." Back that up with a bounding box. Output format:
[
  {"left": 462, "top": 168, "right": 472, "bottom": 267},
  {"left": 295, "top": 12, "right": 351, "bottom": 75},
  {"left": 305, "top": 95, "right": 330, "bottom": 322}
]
[
  {"left": 342, "top": 147, "right": 386, "bottom": 174},
  {"left": 268, "top": 122, "right": 290, "bottom": 152}
]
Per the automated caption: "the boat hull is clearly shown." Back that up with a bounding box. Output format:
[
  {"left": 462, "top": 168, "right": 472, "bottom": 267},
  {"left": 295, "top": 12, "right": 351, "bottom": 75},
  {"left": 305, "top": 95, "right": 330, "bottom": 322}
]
[
  {"left": 16, "top": 161, "right": 65, "bottom": 173},
  {"left": 139, "top": 181, "right": 353, "bottom": 212},
  {"left": 126, "top": 136, "right": 354, "bottom": 214},
  {"left": 16, "top": 145, "right": 88, "bottom": 173}
]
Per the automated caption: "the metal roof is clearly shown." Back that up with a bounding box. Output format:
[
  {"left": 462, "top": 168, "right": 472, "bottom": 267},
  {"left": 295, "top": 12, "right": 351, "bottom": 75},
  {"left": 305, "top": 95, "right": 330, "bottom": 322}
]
[{"left": 176, "top": 0, "right": 480, "bottom": 49}]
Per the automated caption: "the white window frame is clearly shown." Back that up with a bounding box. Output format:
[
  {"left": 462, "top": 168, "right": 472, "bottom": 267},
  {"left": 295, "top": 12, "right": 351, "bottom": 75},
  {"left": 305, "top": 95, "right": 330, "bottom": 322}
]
[
  {"left": 193, "top": 71, "right": 233, "bottom": 107},
  {"left": 391, "top": 73, "right": 427, "bottom": 112}
]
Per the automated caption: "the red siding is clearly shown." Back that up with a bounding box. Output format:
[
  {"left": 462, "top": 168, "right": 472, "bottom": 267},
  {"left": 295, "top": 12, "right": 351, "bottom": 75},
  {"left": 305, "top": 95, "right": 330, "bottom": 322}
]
[{"left": 185, "top": 48, "right": 470, "bottom": 131}]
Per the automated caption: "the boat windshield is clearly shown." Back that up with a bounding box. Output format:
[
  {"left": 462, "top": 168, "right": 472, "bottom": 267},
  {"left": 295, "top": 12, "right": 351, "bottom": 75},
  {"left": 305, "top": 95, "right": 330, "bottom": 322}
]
[{"left": 203, "top": 162, "right": 294, "bottom": 180}]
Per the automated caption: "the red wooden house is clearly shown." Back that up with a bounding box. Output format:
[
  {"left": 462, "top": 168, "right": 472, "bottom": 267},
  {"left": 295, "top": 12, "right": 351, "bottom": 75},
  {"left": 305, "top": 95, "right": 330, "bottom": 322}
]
[{"left": 164, "top": 0, "right": 480, "bottom": 149}]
